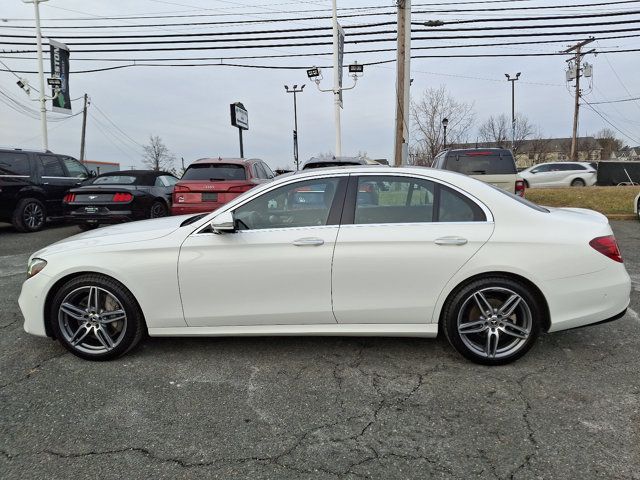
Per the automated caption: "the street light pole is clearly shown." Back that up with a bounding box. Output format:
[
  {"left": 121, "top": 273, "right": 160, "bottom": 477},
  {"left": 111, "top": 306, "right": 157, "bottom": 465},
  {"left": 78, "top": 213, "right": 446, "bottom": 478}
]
[
  {"left": 442, "top": 117, "right": 448, "bottom": 150},
  {"left": 505, "top": 72, "right": 521, "bottom": 151},
  {"left": 285, "top": 84, "right": 305, "bottom": 170},
  {"left": 23, "top": 0, "right": 49, "bottom": 151}
]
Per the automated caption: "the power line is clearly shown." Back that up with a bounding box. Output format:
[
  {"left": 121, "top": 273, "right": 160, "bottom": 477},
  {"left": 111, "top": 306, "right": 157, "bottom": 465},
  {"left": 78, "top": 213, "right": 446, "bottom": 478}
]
[
  {"left": 91, "top": 102, "right": 144, "bottom": 148},
  {"left": 2, "top": 1, "right": 639, "bottom": 29},
  {"left": 581, "top": 97, "right": 640, "bottom": 143},
  {"left": 590, "top": 96, "right": 640, "bottom": 104}
]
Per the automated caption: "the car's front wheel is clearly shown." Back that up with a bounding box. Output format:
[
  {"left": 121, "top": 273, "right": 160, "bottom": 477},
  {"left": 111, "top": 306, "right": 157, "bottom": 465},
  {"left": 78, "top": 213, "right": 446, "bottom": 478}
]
[
  {"left": 50, "top": 274, "right": 145, "bottom": 360},
  {"left": 442, "top": 277, "right": 542, "bottom": 365}
]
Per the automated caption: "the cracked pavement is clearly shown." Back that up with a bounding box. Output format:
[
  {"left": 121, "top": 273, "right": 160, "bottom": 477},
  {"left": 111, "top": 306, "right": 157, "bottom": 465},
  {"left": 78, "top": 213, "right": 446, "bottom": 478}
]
[{"left": 1, "top": 221, "right": 639, "bottom": 479}]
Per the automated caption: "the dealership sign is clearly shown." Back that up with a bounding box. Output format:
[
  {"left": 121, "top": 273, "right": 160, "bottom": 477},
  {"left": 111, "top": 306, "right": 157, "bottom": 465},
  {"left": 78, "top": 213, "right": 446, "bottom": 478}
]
[
  {"left": 49, "top": 39, "right": 72, "bottom": 114},
  {"left": 230, "top": 102, "right": 249, "bottom": 130}
]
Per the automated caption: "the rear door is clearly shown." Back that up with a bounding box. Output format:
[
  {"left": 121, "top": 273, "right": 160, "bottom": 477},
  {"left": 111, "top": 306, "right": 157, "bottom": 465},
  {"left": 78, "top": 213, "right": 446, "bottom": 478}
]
[
  {"left": 332, "top": 174, "right": 494, "bottom": 325},
  {"left": 38, "top": 155, "right": 83, "bottom": 216}
]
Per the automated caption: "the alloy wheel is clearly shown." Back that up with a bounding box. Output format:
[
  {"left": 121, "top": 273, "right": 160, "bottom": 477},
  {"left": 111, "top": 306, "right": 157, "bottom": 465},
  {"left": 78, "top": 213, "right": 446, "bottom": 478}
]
[
  {"left": 456, "top": 287, "right": 532, "bottom": 359},
  {"left": 58, "top": 286, "right": 128, "bottom": 354},
  {"left": 23, "top": 202, "right": 44, "bottom": 229}
]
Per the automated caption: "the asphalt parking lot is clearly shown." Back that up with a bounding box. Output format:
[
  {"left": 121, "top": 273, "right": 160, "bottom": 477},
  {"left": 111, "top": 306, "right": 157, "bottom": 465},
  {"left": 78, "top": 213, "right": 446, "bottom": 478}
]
[{"left": 1, "top": 221, "right": 639, "bottom": 480}]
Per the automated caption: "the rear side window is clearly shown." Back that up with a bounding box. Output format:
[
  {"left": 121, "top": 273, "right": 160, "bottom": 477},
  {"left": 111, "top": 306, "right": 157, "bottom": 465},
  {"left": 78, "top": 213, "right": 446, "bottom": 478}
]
[
  {"left": 262, "top": 163, "right": 275, "bottom": 179},
  {"left": 61, "top": 156, "right": 89, "bottom": 178},
  {"left": 444, "top": 152, "right": 516, "bottom": 175},
  {"left": 182, "top": 163, "right": 247, "bottom": 181},
  {"left": 39, "top": 155, "right": 65, "bottom": 177},
  {"left": 0, "top": 152, "right": 29, "bottom": 175},
  {"left": 439, "top": 185, "right": 486, "bottom": 222},
  {"left": 155, "top": 175, "right": 178, "bottom": 187}
]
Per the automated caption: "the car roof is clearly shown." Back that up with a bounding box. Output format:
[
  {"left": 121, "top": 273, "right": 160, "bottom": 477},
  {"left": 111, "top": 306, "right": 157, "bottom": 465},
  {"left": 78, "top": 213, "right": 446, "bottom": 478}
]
[
  {"left": 190, "top": 157, "right": 261, "bottom": 165},
  {"left": 445, "top": 148, "right": 513, "bottom": 155},
  {"left": 96, "top": 170, "right": 173, "bottom": 177}
]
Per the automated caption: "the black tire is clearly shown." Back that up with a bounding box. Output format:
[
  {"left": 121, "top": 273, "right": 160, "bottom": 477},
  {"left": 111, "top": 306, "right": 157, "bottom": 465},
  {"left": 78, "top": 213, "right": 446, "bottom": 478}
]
[
  {"left": 50, "top": 274, "right": 146, "bottom": 361},
  {"left": 149, "top": 200, "right": 168, "bottom": 219},
  {"left": 78, "top": 223, "right": 99, "bottom": 231},
  {"left": 442, "top": 276, "right": 542, "bottom": 366},
  {"left": 571, "top": 178, "right": 586, "bottom": 187},
  {"left": 11, "top": 197, "right": 46, "bottom": 233}
]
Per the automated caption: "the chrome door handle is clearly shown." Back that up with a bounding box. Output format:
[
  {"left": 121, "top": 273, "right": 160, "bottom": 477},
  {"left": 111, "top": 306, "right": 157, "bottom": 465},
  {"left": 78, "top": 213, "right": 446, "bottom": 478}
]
[
  {"left": 434, "top": 236, "right": 468, "bottom": 246},
  {"left": 292, "top": 237, "right": 324, "bottom": 247}
]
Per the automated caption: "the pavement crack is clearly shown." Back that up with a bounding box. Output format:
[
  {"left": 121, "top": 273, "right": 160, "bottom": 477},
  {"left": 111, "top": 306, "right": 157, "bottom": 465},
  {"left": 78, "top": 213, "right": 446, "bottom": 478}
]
[{"left": 0, "top": 349, "right": 68, "bottom": 391}]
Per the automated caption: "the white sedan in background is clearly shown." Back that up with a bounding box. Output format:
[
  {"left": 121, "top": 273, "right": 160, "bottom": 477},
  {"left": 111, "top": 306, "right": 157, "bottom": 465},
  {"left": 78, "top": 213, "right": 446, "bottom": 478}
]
[
  {"left": 519, "top": 161, "right": 597, "bottom": 188},
  {"left": 19, "top": 166, "right": 630, "bottom": 365}
]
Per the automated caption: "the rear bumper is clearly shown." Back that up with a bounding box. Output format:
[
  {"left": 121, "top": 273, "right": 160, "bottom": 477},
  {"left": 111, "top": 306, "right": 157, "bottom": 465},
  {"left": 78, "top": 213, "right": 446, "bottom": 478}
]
[
  {"left": 546, "top": 265, "right": 631, "bottom": 332},
  {"left": 171, "top": 203, "right": 224, "bottom": 216},
  {"left": 65, "top": 210, "right": 137, "bottom": 224}
]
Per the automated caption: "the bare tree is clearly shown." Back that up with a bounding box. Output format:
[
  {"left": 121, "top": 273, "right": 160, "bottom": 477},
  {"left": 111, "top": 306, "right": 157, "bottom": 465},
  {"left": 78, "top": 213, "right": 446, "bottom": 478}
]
[
  {"left": 526, "top": 129, "right": 553, "bottom": 165},
  {"left": 478, "top": 115, "right": 509, "bottom": 148},
  {"left": 410, "top": 85, "right": 475, "bottom": 165},
  {"left": 142, "top": 135, "right": 175, "bottom": 171},
  {"left": 478, "top": 113, "right": 534, "bottom": 152},
  {"left": 596, "top": 128, "right": 623, "bottom": 160}
]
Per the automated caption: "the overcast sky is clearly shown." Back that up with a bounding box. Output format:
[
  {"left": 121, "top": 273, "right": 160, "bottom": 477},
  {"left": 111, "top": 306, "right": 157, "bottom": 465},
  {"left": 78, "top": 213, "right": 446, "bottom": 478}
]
[{"left": 1, "top": 0, "right": 639, "bottom": 170}]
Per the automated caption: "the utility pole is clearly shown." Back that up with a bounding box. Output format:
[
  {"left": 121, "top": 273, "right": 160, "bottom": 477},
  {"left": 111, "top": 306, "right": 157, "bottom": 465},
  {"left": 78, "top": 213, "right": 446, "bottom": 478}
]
[
  {"left": 565, "top": 37, "right": 595, "bottom": 161},
  {"left": 23, "top": 0, "right": 49, "bottom": 151},
  {"left": 79, "top": 93, "right": 89, "bottom": 160},
  {"left": 394, "top": 0, "right": 411, "bottom": 166},
  {"left": 285, "top": 84, "right": 305, "bottom": 170},
  {"left": 331, "top": 0, "right": 343, "bottom": 156},
  {"left": 505, "top": 72, "right": 521, "bottom": 151}
]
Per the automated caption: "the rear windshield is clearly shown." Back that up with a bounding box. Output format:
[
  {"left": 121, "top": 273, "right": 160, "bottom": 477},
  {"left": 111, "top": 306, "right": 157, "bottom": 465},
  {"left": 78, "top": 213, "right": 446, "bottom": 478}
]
[
  {"left": 93, "top": 175, "right": 137, "bottom": 185},
  {"left": 303, "top": 161, "right": 360, "bottom": 169},
  {"left": 445, "top": 153, "right": 517, "bottom": 175},
  {"left": 182, "top": 163, "right": 247, "bottom": 181},
  {"left": 488, "top": 184, "right": 549, "bottom": 213}
]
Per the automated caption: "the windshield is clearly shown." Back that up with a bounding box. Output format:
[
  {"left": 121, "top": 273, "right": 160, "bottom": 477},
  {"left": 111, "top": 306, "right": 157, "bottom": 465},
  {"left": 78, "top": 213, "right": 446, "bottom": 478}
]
[
  {"left": 92, "top": 175, "right": 137, "bottom": 185},
  {"left": 182, "top": 163, "right": 247, "bottom": 181},
  {"left": 445, "top": 153, "right": 517, "bottom": 175}
]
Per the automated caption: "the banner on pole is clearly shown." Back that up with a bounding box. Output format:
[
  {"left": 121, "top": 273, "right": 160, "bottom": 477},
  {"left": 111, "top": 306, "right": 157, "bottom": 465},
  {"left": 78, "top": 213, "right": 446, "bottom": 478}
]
[
  {"left": 337, "top": 23, "right": 345, "bottom": 108},
  {"left": 49, "top": 39, "right": 72, "bottom": 114}
]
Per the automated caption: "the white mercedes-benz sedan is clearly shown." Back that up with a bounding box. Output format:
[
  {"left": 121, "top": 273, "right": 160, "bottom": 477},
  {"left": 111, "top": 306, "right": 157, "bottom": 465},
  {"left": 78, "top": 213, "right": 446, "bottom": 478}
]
[{"left": 19, "top": 166, "right": 631, "bottom": 365}]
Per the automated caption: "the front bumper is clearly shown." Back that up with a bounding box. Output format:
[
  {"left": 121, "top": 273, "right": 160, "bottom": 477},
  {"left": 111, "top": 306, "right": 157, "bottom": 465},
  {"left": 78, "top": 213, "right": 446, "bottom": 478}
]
[{"left": 19, "top": 272, "right": 53, "bottom": 337}]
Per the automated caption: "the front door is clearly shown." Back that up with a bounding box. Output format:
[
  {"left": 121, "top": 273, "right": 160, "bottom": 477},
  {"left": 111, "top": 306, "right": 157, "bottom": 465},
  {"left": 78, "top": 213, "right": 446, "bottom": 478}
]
[
  {"left": 332, "top": 174, "right": 494, "bottom": 324},
  {"left": 178, "top": 175, "right": 347, "bottom": 327}
]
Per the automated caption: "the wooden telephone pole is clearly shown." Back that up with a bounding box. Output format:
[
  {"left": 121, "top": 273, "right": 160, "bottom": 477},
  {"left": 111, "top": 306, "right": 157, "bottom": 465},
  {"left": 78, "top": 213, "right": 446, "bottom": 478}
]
[
  {"left": 79, "top": 93, "right": 89, "bottom": 160},
  {"left": 565, "top": 38, "right": 594, "bottom": 161},
  {"left": 393, "top": 0, "right": 411, "bottom": 166}
]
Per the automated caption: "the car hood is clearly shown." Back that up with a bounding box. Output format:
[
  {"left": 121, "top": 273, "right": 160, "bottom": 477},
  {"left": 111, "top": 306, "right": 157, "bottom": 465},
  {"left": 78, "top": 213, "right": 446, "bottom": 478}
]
[{"left": 32, "top": 215, "right": 193, "bottom": 259}]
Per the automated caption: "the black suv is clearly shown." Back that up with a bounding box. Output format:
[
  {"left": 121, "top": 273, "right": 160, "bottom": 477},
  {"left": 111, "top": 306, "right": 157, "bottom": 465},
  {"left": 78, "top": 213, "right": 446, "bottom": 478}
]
[{"left": 0, "top": 148, "right": 91, "bottom": 232}]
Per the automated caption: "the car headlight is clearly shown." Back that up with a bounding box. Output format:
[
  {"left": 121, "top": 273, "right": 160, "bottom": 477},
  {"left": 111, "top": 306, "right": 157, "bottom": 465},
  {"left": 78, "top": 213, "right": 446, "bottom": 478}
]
[{"left": 27, "top": 258, "right": 47, "bottom": 278}]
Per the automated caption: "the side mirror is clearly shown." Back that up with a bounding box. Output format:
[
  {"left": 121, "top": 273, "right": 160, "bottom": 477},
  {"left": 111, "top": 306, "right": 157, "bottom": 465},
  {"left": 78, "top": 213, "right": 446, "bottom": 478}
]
[{"left": 211, "top": 211, "right": 236, "bottom": 234}]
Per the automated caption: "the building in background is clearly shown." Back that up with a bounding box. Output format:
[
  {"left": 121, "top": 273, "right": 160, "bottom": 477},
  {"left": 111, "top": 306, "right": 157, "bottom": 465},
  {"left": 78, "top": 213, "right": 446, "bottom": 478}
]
[{"left": 82, "top": 160, "right": 120, "bottom": 175}]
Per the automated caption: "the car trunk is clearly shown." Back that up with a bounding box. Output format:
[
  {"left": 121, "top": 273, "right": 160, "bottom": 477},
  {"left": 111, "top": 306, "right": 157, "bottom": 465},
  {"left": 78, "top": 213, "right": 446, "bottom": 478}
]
[
  {"left": 468, "top": 174, "right": 517, "bottom": 193},
  {"left": 173, "top": 179, "right": 257, "bottom": 206}
]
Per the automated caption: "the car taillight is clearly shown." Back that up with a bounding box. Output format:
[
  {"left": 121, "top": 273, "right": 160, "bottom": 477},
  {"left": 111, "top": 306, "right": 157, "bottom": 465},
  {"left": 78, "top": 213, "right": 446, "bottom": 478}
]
[
  {"left": 173, "top": 185, "right": 191, "bottom": 193},
  {"left": 63, "top": 193, "right": 76, "bottom": 203},
  {"left": 112, "top": 192, "right": 133, "bottom": 202},
  {"left": 589, "top": 235, "right": 623, "bottom": 263},
  {"left": 515, "top": 180, "right": 526, "bottom": 197},
  {"left": 228, "top": 184, "right": 254, "bottom": 193}
]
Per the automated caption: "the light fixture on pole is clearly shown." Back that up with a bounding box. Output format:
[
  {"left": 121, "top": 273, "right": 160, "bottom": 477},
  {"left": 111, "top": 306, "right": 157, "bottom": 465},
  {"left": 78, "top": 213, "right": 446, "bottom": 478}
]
[
  {"left": 442, "top": 117, "right": 449, "bottom": 149},
  {"left": 284, "top": 84, "right": 305, "bottom": 171},
  {"left": 505, "top": 72, "right": 521, "bottom": 150},
  {"left": 308, "top": 62, "right": 364, "bottom": 157}
]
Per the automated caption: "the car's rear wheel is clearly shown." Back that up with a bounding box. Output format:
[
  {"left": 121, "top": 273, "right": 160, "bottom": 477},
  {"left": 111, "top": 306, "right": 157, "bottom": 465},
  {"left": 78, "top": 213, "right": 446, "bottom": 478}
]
[
  {"left": 571, "top": 178, "right": 586, "bottom": 187},
  {"left": 50, "top": 274, "right": 145, "bottom": 361},
  {"left": 442, "top": 277, "right": 542, "bottom": 365},
  {"left": 12, "top": 198, "right": 46, "bottom": 233},
  {"left": 150, "top": 200, "right": 168, "bottom": 218}
]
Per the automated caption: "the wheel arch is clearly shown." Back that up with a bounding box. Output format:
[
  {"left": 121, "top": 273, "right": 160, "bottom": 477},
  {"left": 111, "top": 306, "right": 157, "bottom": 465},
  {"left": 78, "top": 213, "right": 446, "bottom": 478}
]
[
  {"left": 43, "top": 271, "right": 147, "bottom": 338},
  {"left": 437, "top": 270, "right": 551, "bottom": 333}
]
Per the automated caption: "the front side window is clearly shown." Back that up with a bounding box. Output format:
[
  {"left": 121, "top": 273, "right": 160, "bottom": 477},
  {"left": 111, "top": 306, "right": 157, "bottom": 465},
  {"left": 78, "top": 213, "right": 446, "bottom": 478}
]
[
  {"left": 0, "top": 152, "right": 29, "bottom": 175},
  {"left": 354, "top": 176, "right": 435, "bottom": 224},
  {"left": 62, "top": 156, "right": 89, "bottom": 178},
  {"left": 39, "top": 155, "right": 65, "bottom": 177},
  {"left": 182, "top": 163, "right": 247, "bottom": 181},
  {"left": 234, "top": 177, "right": 343, "bottom": 230},
  {"left": 531, "top": 164, "right": 551, "bottom": 173}
]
